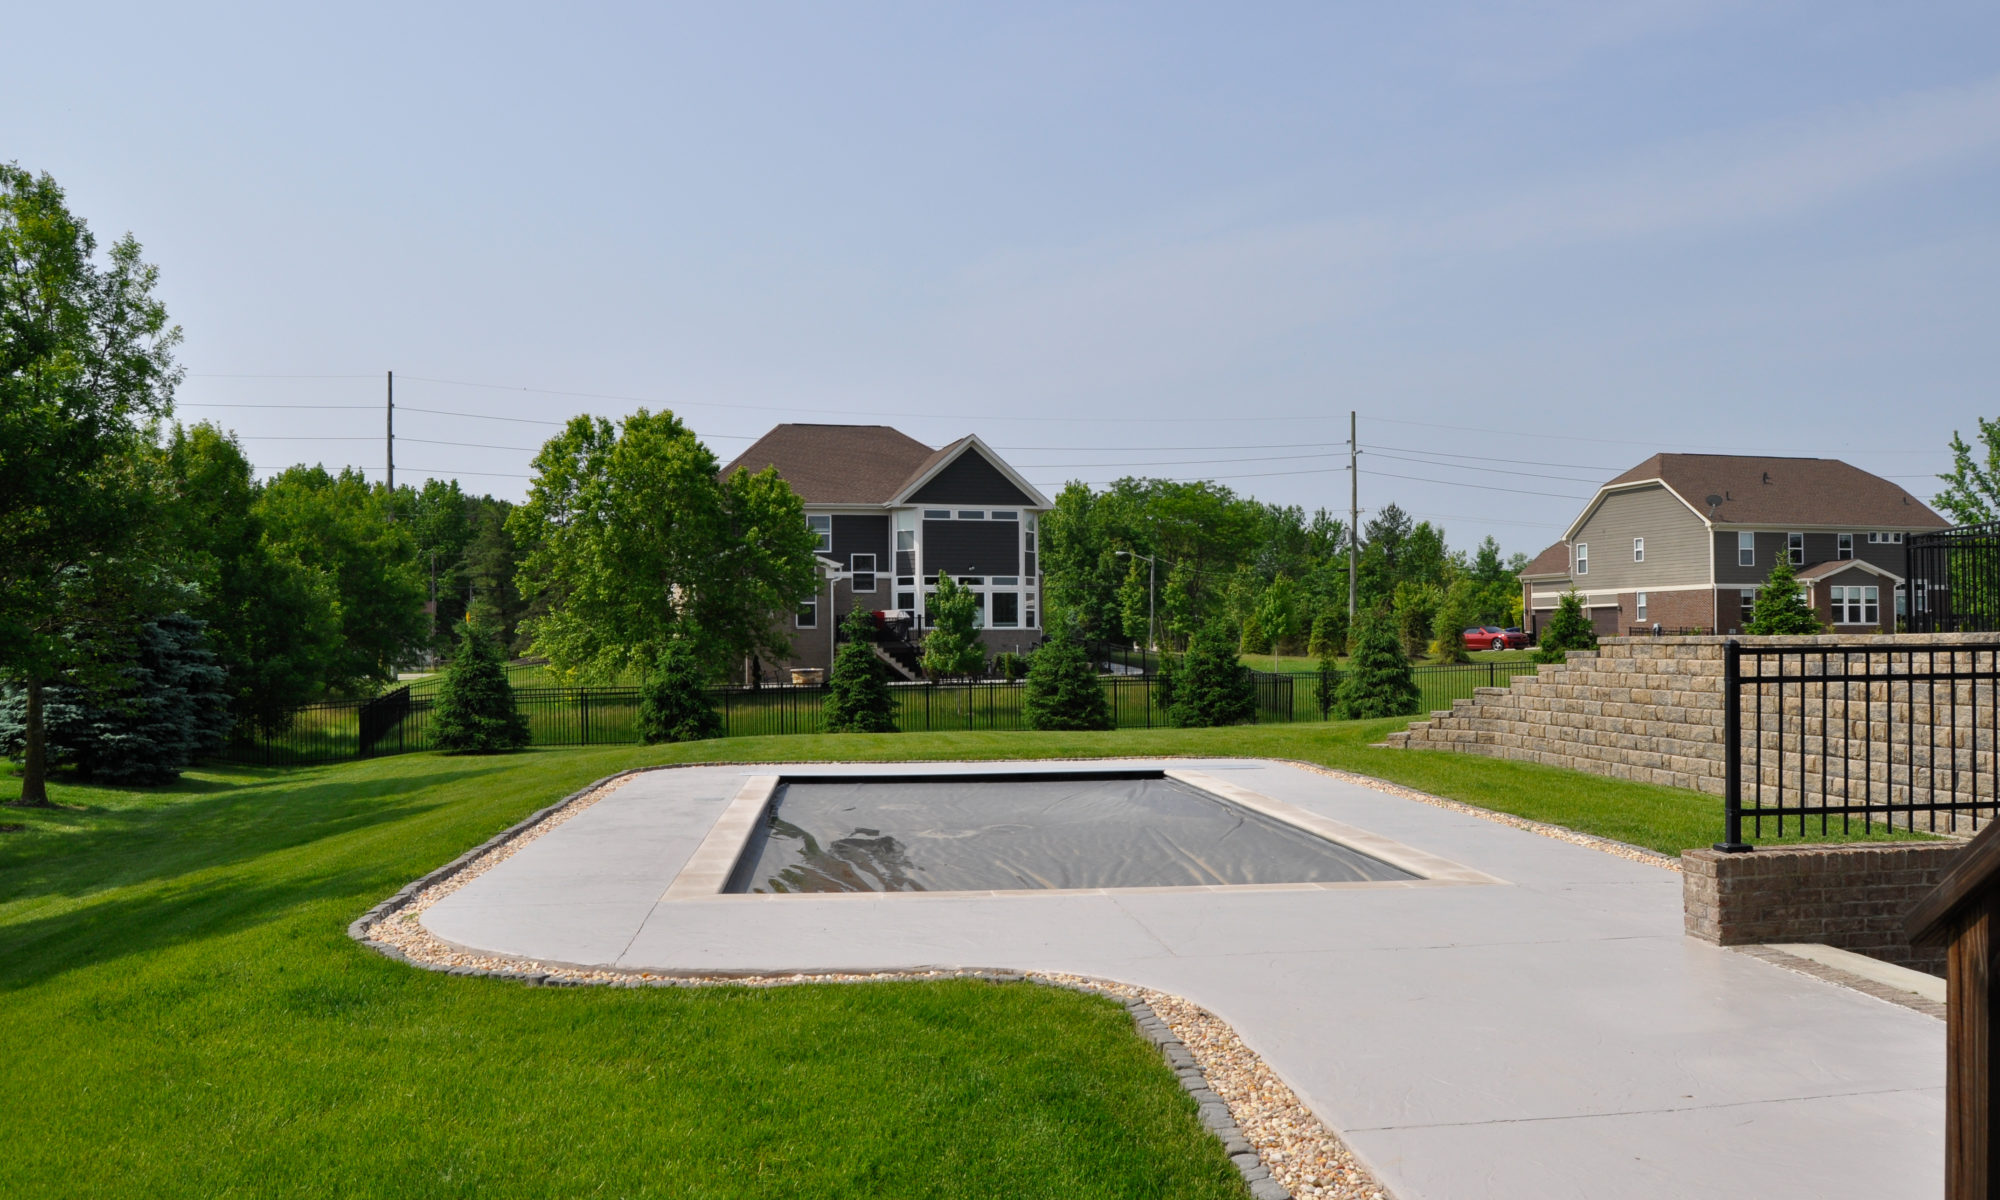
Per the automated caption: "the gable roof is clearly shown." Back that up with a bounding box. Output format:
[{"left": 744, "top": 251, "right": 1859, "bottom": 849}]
[
  {"left": 720, "top": 424, "right": 939, "bottom": 504},
  {"left": 1521, "top": 541, "right": 1570, "bottom": 578},
  {"left": 1600, "top": 454, "right": 1946, "bottom": 530},
  {"left": 1796, "top": 558, "right": 1902, "bottom": 583},
  {"left": 891, "top": 434, "right": 1051, "bottom": 508}
]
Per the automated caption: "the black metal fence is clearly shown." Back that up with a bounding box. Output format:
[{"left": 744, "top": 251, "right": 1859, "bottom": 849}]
[
  {"left": 1907, "top": 522, "right": 2000, "bottom": 634},
  {"left": 223, "top": 660, "right": 1544, "bottom": 768},
  {"left": 1719, "top": 638, "right": 2000, "bottom": 848}
]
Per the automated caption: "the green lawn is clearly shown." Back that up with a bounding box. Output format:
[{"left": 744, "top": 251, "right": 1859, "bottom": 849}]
[{"left": 1, "top": 723, "right": 1922, "bottom": 1197}]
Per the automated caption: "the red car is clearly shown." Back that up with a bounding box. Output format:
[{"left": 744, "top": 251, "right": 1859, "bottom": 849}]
[{"left": 1464, "top": 626, "right": 1529, "bottom": 651}]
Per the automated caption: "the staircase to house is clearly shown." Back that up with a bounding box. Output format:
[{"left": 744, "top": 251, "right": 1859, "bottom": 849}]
[{"left": 872, "top": 640, "right": 924, "bottom": 681}]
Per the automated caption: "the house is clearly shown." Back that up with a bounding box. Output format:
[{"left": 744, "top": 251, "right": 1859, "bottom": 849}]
[
  {"left": 720, "top": 424, "right": 1052, "bottom": 680},
  {"left": 1520, "top": 454, "right": 1948, "bottom": 638}
]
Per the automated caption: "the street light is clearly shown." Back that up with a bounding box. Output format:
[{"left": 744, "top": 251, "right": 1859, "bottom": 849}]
[{"left": 1115, "top": 549, "right": 1156, "bottom": 672}]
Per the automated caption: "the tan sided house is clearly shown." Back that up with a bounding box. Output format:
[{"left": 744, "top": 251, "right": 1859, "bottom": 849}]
[
  {"left": 722, "top": 424, "right": 1052, "bottom": 682},
  {"left": 1520, "top": 454, "right": 1948, "bottom": 638}
]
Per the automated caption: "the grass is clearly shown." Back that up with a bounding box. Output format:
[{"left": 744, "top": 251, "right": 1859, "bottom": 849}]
[{"left": 2, "top": 722, "right": 1924, "bottom": 1196}]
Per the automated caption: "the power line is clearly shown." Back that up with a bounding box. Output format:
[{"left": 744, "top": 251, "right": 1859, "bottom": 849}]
[
  {"left": 1016, "top": 451, "right": 1346, "bottom": 470},
  {"left": 1362, "top": 443, "right": 1623, "bottom": 472},
  {"left": 1362, "top": 449, "right": 1604, "bottom": 484},
  {"left": 1361, "top": 467, "right": 1588, "bottom": 501}
]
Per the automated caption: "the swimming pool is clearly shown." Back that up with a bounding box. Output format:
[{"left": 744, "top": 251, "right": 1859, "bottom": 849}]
[{"left": 721, "top": 771, "right": 1416, "bottom": 893}]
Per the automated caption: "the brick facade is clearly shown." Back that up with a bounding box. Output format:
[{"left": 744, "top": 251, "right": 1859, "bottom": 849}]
[{"left": 1682, "top": 843, "right": 1962, "bottom": 976}]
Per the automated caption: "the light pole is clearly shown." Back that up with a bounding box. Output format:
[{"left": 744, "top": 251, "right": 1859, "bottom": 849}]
[{"left": 1116, "top": 549, "right": 1156, "bottom": 673}]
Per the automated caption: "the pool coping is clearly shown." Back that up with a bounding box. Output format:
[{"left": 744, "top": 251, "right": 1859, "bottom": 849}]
[{"left": 661, "top": 766, "right": 1503, "bottom": 901}]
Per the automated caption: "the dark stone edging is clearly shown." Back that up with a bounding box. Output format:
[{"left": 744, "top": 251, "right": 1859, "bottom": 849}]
[{"left": 345, "top": 760, "right": 1294, "bottom": 1196}]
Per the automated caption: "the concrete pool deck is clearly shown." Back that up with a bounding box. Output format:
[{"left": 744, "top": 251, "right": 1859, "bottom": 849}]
[{"left": 419, "top": 758, "right": 1942, "bottom": 1199}]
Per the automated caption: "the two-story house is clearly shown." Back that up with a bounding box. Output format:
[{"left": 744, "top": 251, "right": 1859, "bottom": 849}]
[
  {"left": 1520, "top": 454, "right": 1948, "bottom": 638},
  {"left": 722, "top": 424, "right": 1052, "bottom": 680}
]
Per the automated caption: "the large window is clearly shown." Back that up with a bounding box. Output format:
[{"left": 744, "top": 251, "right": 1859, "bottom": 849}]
[
  {"left": 1633, "top": 537, "right": 1644, "bottom": 563},
  {"left": 1787, "top": 532, "right": 1804, "bottom": 566},
  {"left": 851, "top": 553, "right": 876, "bottom": 594},
  {"left": 807, "top": 514, "right": 831, "bottom": 554},
  {"left": 1830, "top": 585, "right": 1879, "bottom": 626},
  {"left": 991, "top": 592, "right": 1020, "bottom": 627},
  {"left": 1837, "top": 533, "right": 1854, "bottom": 560},
  {"left": 1574, "top": 543, "right": 1588, "bottom": 575},
  {"left": 1738, "top": 531, "right": 1755, "bottom": 567},
  {"left": 796, "top": 595, "right": 818, "bottom": 628},
  {"left": 895, "top": 509, "right": 917, "bottom": 576}
]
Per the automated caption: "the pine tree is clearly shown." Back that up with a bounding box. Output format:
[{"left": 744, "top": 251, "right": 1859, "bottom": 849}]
[
  {"left": 1023, "top": 630, "right": 1113, "bottom": 731},
  {"left": 823, "top": 608, "right": 898, "bottom": 733},
  {"left": 1747, "top": 561, "right": 1826, "bottom": 635},
  {"left": 1306, "top": 608, "right": 1346, "bottom": 660},
  {"left": 637, "top": 638, "right": 723, "bottom": 744},
  {"left": 1334, "top": 607, "right": 1420, "bottom": 720},
  {"left": 1164, "top": 621, "right": 1258, "bottom": 728},
  {"left": 430, "top": 621, "right": 530, "bottom": 753},
  {"left": 1533, "top": 590, "right": 1599, "bottom": 664}
]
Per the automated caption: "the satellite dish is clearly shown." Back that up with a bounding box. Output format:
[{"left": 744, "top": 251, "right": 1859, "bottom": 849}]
[{"left": 1705, "top": 494, "right": 1724, "bottom": 508}]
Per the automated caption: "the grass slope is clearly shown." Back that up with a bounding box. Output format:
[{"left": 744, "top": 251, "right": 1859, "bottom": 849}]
[{"left": 2, "top": 723, "right": 1916, "bottom": 1197}]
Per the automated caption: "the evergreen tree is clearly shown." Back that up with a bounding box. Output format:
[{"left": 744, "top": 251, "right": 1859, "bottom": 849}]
[
  {"left": 1023, "top": 628, "right": 1113, "bottom": 731},
  {"left": 1306, "top": 608, "right": 1346, "bottom": 660},
  {"left": 1312, "top": 631, "right": 1340, "bottom": 719},
  {"left": 1533, "top": 590, "right": 1599, "bottom": 664},
  {"left": 429, "top": 621, "right": 530, "bottom": 753},
  {"left": 637, "top": 639, "right": 723, "bottom": 744},
  {"left": 1431, "top": 578, "right": 1479, "bottom": 664},
  {"left": 1747, "top": 561, "right": 1826, "bottom": 635},
  {"left": 1393, "top": 580, "right": 1441, "bottom": 659},
  {"left": 823, "top": 608, "right": 897, "bottom": 733},
  {"left": 1, "top": 612, "right": 232, "bottom": 786},
  {"left": 1334, "top": 607, "right": 1420, "bottom": 720},
  {"left": 920, "top": 573, "right": 986, "bottom": 679},
  {"left": 1164, "top": 620, "right": 1258, "bottom": 728}
]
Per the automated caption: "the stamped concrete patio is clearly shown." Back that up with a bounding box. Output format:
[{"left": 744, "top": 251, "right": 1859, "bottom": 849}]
[{"left": 419, "top": 759, "right": 1942, "bottom": 1200}]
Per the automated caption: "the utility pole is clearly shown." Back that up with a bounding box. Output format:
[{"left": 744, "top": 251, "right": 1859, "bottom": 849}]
[
  {"left": 1348, "top": 410, "right": 1359, "bottom": 625},
  {"left": 385, "top": 370, "right": 395, "bottom": 493}
]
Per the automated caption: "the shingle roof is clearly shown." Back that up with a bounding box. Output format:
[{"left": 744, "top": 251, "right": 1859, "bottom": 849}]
[
  {"left": 719, "top": 424, "right": 940, "bottom": 504},
  {"left": 1604, "top": 454, "right": 1946, "bottom": 529},
  {"left": 1521, "top": 541, "right": 1570, "bottom": 577},
  {"left": 1795, "top": 559, "right": 1901, "bottom": 582}
]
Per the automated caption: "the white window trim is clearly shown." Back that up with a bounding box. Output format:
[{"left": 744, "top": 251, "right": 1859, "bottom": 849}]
[
  {"left": 1632, "top": 537, "right": 1644, "bottom": 563},
  {"left": 1837, "top": 533, "right": 1854, "bottom": 560},
  {"left": 1574, "top": 542, "right": 1589, "bottom": 575},
  {"left": 1787, "top": 532, "right": 1804, "bottom": 566},
  {"left": 1636, "top": 592, "right": 1648, "bottom": 621},
  {"left": 796, "top": 595, "right": 818, "bottom": 629},
  {"left": 850, "top": 553, "right": 877, "bottom": 594},
  {"left": 1738, "top": 531, "right": 1755, "bottom": 567},
  {"left": 806, "top": 514, "right": 831, "bottom": 554}
]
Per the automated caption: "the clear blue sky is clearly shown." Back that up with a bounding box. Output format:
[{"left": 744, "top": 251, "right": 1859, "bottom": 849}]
[{"left": 10, "top": 2, "right": 1998, "bottom": 559}]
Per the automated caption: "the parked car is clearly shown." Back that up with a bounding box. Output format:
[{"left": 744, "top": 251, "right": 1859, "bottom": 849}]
[{"left": 1464, "top": 625, "right": 1530, "bottom": 651}]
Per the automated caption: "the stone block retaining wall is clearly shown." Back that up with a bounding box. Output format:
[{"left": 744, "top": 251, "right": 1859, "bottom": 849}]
[{"left": 1682, "top": 842, "right": 1963, "bottom": 976}]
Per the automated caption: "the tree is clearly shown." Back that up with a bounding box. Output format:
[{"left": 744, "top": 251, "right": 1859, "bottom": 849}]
[
  {"left": 637, "top": 639, "right": 723, "bottom": 744},
  {"left": 512, "top": 411, "right": 817, "bottom": 683},
  {"left": 0, "top": 610, "right": 231, "bottom": 785},
  {"left": 1534, "top": 591, "right": 1599, "bottom": 663},
  {"left": 920, "top": 572, "right": 986, "bottom": 679},
  {"left": 1164, "top": 620, "right": 1258, "bottom": 728},
  {"left": 257, "top": 465, "right": 428, "bottom": 694},
  {"left": 429, "top": 621, "right": 530, "bottom": 753},
  {"left": 823, "top": 608, "right": 897, "bottom": 733},
  {"left": 1334, "top": 607, "right": 1420, "bottom": 720},
  {"left": 1040, "top": 482, "right": 1123, "bottom": 640},
  {"left": 399, "top": 477, "right": 475, "bottom": 658},
  {"left": 1306, "top": 607, "right": 1347, "bottom": 660},
  {"left": 1747, "top": 561, "right": 1826, "bottom": 635},
  {"left": 1023, "top": 625, "right": 1113, "bottom": 732},
  {"left": 462, "top": 496, "right": 528, "bottom": 651},
  {"left": 1431, "top": 578, "right": 1480, "bottom": 664},
  {"left": 1, "top": 165, "right": 183, "bottom": 805},
  {"left": 1936, "top": 419, "right": 2000, "bottom": 526},
  {"left": 1393, "top": 580, "right": 1441, "bottom": 659},
  {"left": 1312, "top": 624, "right": 1341, "bottom": 719}
]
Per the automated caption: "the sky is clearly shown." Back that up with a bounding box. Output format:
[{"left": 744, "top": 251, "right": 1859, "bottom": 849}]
[{"left": 8, "top": 1, "right": 2000, "bottom": 559}]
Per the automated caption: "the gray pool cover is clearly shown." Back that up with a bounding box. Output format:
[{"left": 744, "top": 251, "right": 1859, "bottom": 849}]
[{"left": 725, "top": 773, "right": 1414, "bottom": 893}]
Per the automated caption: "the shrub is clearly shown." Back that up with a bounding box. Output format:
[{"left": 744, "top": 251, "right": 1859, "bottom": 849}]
[
  {"left": 1164, "top": 621, "right": 1257, "bottom": 728},
  {"left": 993, "top": 651, "right": 1030, "bottom": 682},
  {"left": 823, "top": 608, "right": 898, "bottom": 733},
  {"left": 1533, "top": 590, "right": 1599, "bottom": 664},
  {"left": 1393, "top": 581, "right": 1440, "bottom": 659},
  {"left": 1022, "top": 634, "right": 1113, "bottom": 731},
  {"left": 1747, "top": 561, "right": 1826, "bottom": 635},
  {"left": 430, "top": 621, "right": 531, "bottom": 753},
  {"left": 0, "top": 612, "right": 233, "bottom": 785},
  {"left": 920, "top": 572, "right": 986, "bottom": 680},
  {"left": 1431, "top": 580, "right": 1478, "bottom": 664},
  {"left": 1334, "top": 607, "right": 1420, "bottom": 720},
  {"left": 1312, "top": 637, "right": 1340, "bottom": 719},
  {"left": 1306, "top": 609, "right": 1347, "bottom": 660},
  {"left": 637, "top": 639, "right": 722, "bottom": 744}
]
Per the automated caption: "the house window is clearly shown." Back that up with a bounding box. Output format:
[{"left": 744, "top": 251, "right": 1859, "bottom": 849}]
[
  {"left": 991, "top": 592, "right": 1020, "bottom": 628},
  {"left": 851, "top": 553, "right": 876, "bottom": 594},
  {"left": 1636, "top": 592, "right": 1648, "bottom": 622},
  {"left": 1831, "top": 585, "right": 1880, "bottom": 626},
  {"left": 896, "top": 590, "right": 915, "bottom": 611},
  {"left": 807, "top": 514, "right": 831, "bottom": 554},
  {"left": 1633, "top": 537, "right": 1644, "bottom": 563},
  {"left": 1574, "top": 543, "right": 1588, "bottom": 575},
  {"left": 1024, "top": 528, "right": 1037, "bottom": 579},
  {"left": 796, "top": 595, "right": 818, "bottom": 628},
  {"left": 1787, "top": 533, "right": 1804, "bottom": 566},
  {"left": 1738, "top": 531, "right": 1755, "bottom": 567},
  {"left": 957, "top": 510, "right": 985, "bottom": 520},
  {"left": 991, "top": 510, "right": 1018, "bottom": 521},
  {"left": 1837, "top": 533, "right": 1854, "bottom": 560},
  {"left": 1867, "top": 532, "right": 1905, "bottom": 545},
  {"left": 895, "top": 510, "right": 917, "bottom": 575},
  {"left": 1026, "top": 595, "right": 1037, "bottom": 629},
  {"left": 1740, "top": 591, "right": 1755, "bottom": 622},
  {"left": 924, "top": 509, "right": 950, "bottom": 519}
]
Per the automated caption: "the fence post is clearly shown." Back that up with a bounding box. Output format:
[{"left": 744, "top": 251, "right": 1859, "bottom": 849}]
[
  {"left": 1716, "top": 639, "right": 1751, "bottom": 852},
  {"left": 581, "top": 689, "right": 591, "bottom": 744}
]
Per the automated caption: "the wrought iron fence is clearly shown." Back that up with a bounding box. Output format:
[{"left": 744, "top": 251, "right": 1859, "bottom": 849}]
[
  {"left": 1718, "top": 638, "right": 2000, "bottom": 848},
  {"left": 1907, "top": 522, "right": 2000, "bottom": 634}
]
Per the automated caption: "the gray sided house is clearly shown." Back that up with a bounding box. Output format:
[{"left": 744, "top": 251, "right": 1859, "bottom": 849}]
[
  {"left": 721, "top": 424, "right": 1052, "bottom": 681},
  {"left": 1520, "top": 454, "right": 1947, "bottom": 638}
]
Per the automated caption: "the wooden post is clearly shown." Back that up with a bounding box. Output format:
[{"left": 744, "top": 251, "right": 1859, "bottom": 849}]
[{"left": 1908, "top": 820, "right": 2000, "bottom": 1198}]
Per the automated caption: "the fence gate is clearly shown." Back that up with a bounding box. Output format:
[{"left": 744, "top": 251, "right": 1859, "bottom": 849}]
[{"left": 358, "top": 686, "right": 414, "bottom": 757}]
